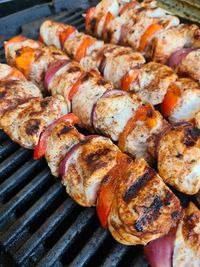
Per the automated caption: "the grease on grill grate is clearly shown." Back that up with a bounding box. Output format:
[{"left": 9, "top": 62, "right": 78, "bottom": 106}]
[{"left": 0, "top": 4, "right": 148, "bottom": 267}]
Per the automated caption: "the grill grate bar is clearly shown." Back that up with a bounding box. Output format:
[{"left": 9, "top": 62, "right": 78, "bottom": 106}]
[
  {"left": 37, "top": 208, "right": 95, "bottom": 267},
  {"left": 68, "top": 227, "right": 109, "bottom": 267},
  {"left": 0, "top": 139, "right": 19, "bottom": 163},
  {"left": 0, "top": 169, "right": 50, "bottom": 229},
  {"left": 0, "top": 131, "right": 8, "bottom": 143},
  {"left": 0, "top": 148, "right": 32, "bottom": 183},
  {"left": 101, "top": 243, "right": 128, "bottom": 267},
  {"left": 0, "top": 179, "right": 62, "bottom": 251},
  {"left": 0, "top": 158, "right": 45, "bottom": 202},
  {"left": 14, "top": 198, "right": 77, "bottom": 265}
]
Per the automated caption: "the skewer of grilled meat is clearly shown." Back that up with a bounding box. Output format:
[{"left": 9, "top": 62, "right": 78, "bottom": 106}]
[
  {"left": 85, "top": 0, "right": 200, "bottom": 67},
  {"left": 39, "top": 20, "right": 200, "bottom": 125},
  {"left": 5, "top": 36, "right": 165, "bottom": 163},
  {"left": 33, "top": 115, "right": 181, "bottom": 244},
  {"left": 6, "top": 37, "right": 200, "bottom": 196}
]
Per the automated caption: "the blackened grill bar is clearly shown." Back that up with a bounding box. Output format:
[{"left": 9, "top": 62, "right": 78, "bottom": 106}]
[{"left": 0, "top": 1, "right": 148, "bottom": 266}]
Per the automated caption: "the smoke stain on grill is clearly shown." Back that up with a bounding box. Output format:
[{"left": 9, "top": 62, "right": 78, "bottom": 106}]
[{"left": 123, "top": 167, "right": 156, "bottom": 203}]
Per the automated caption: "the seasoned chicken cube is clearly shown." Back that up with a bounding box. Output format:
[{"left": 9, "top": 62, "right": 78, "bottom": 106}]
[
  {"left": 177, "top": 49, "right": 200, "bottom": 84},
  {"left": 13, "top": 45, "right": 67, "bottom": 91},
  {"left": 61, "top": 135, "right": 119, "bottom": 206},
  {"left": 0, "top": 95, "right": 68, "bottom": 149},
  {"left": 163, "top": 78, "right": 200, "bottom": 123},
  {"left": 0, "top": 79, "right": 42, "bottom": 118},
  {"left": 157, "top": 123, "right": 200, "bottom": 195},
  {"left": 131, "top": 62, "right": 177, "bottom": 105},
  {"left": 0, "top": 63, "right": 25, "bottom": 82},
  {"left": 5, "top": 36, "right": 42, "bottom": 66},
  {"left": 45, "top": 120, "right": 83, "bottom": 176},
  {"left": 93, "top": 90, "right": 141, "bottom": 141},
  {"left": 72, "top": 72, "right": 113, "bottom": 130},
  {"left": 108, "top": 158, "right": 181, "bottom": 245},
  {"left": 173, "top": 202, "right": 200, "bottom": 267}
]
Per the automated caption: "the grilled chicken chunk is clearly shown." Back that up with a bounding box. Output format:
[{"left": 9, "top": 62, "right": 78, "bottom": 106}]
[
  {"left": 165, "top": 78, "right": 200, "bottom": 123},
  {"left": 93, "top": 91, "right": 141, "bottom": 141},
  {"left": 102, "top": 47, "right": 145, "bottom": 88},
  {"left": 72, "top": 72, "right": 113, "bottom": 130},
  {"left": 45, "top": 120, "right": 83, "bottom": 176},
  {"left": 151, "top": 24, "right": 200, "bottom": 64},
  {"left": 108, "top": 157, "right": 181, "bottom": 245},
  {"left": 63, "top": 32, "right": 104, "bottom": 61},
  {"left": 157, "top": 123, "right": 200, "bottom": 195},
  {"left": 0, "top": 79, "right": 42, "bottom": 118},
  {"left": 40, "top": 20, "right": 72, "bottom": 49},
  {"left": 173, "top": 202, "right": 200, "bottom": 267},
  {"left": 13, "top": 45, "right": 67, "bottom": 90},
  {"left": 177, "top": 49, "right": 200, "bottom": 84},
  {"left": 0, "top": 63, "right": 25, "bottom": 82},
  {"left": 131, "top": 62, "right": 177, "bottom": 105},
  {"left": 61, "top": 135, "right": 119, "bottom": 206},
  {"left": 120, "top": 105, "right": 165, "bottom": 162},
  {"left": 5, "top": 36, "right": 42, "bottom": 66},
  {"left": 144, "top": 202, "right": 200, "bottom": 267},
  {"left": 47, "top": 60, "right": 84, "bottom": 110},
  {"left": 0, "top": 95, "right": 68, "bottom": 149}
]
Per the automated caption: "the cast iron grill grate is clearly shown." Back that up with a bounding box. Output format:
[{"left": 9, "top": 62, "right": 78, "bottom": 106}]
[{"left": 0, "top": 1, "right": 148, "bottom": 266}]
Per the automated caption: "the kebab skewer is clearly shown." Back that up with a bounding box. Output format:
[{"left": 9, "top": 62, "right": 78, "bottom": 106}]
[
  {"left": 4, "top": 36, "right": 200, "bottom": 196},
  {"left": 0, "top": 63, "right": 181, "bottom": 247},
  {"left": 39, "top": 20, "right": 200, "bottom": 126}
]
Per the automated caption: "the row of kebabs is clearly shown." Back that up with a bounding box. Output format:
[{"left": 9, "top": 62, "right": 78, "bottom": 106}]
[
  {"left": 39, "top": 19, "right": 200, "bottom": 129},
  {"left": 0, "top": 64, "right": 199, "bottom": 266},
  {"left": 4, "top": 34, "right": 200, "bottom": 198},
  {"left": 85, "top": 0, "right": 200, "bottom": 81},
  {"left": 0, "top": 29, "right": 199, "bottom": 267}
]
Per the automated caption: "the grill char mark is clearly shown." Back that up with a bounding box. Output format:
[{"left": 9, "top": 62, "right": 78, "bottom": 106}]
[
  {"left": 25, "top": 119, "right": 41, "bottom": 135},
  {"left": 134, "top": 196, "right": 163, "bottom": 232},
  {"left": 123, "top": 167, "right": 156, "bottom": 203},
  {"left": 183, "top": 127, "right": 200, "bottom": 147}
]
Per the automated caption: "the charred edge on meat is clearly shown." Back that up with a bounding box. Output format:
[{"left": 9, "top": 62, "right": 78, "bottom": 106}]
[
  {"left": 123, "top": 167, "right": 156, "bottom": 203},
  {"left": 25, "top": 119, "right": 41, "bottom": 135},
  {"left": 183, "top": 127, "right": 200, "bottom": 147}
]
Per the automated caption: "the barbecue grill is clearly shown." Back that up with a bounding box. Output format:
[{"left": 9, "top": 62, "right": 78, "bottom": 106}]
[{"left": 0, "top": 1, "right": 148, "bottom": 266}]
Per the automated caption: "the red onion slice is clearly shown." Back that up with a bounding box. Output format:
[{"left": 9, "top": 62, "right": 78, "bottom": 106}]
[
  {"left": 144, "top": 227, "right": 177, "bottom": 267},
  {"left": 59, "top": 142, "right": 80, "bottom": 177},
  {"left": 59, "top": 135, "right": 101, "bottom": 176},
  {"left": 44, "top": 59, "right": 71, "bottom": 90},
  {"left": 167, "top": 47, "right": 200, "bottom": 69},
  {"left": 91, "top": 90, "right": 127, "bottom": 132}
]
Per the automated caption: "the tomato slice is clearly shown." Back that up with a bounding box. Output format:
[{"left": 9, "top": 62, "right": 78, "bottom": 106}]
[
  {"left": 118, "top": 105, "right": 158, "bottom": 151},
  {"left": 161, "top": 83, "right": 181, "bottom": 117},
  {"left": 4, "top": 36, "right": 27, "bottom": 51},
  {"left": 119, "top": 1, "right": 138, "bottom": 15},
  {"left": 75, "top": 37, "right": 96, "bottom": 62},
  {"left": 59, "top": 26, "right": 76, "bottom": 48},
  {"left": 34, "top": 113, "right": 79, "bottom": 159},
  {"left": 15, "top": 47, "right": 37, "bottom": 77},
  {"left": 139, "top": 23, "right": 163, "bottom": 52},
  {"left": 121, "top": 69, "right": 139, "bottom": 91},
  {"left": 85, "top": 7, "right": 96, "bottom": 27},
  {"left": 97, "top": 152, "right": 131, "bottom": 228}
]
